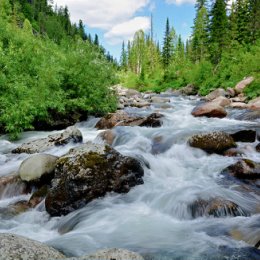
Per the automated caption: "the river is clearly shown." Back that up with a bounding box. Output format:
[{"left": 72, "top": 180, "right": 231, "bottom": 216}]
[{"left": 0, "top": 95, "right": 259, "bottom": 259}]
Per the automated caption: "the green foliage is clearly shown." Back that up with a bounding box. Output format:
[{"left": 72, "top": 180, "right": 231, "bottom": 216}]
[{"left": 0, "top": 1, "right": 117, "bottom": 139}]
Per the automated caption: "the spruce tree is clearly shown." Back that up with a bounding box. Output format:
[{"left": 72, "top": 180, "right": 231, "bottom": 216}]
[
  {"left": 236, "top": 0, "right": 250, "bottom": 44},
  {"left": 120, "top": 41, "right": 127, "bottom": 71},
  {"left": 192, "top": 0, "right": 209, "bottom": 62},
  {"left": 209, "top": 0, "right": 228, "bottom": 63},
  {"left": 162, "top": 18, "right": 171, "bottom": 67}
]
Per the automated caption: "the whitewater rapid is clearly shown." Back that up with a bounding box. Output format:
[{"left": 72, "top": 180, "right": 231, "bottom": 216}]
[{"left": 0, "top": 95, "right": 259, "bottom": 259}]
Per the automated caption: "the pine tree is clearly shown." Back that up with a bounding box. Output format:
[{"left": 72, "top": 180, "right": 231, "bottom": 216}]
[
  {"left": 94, "top": 34, "right": 99, "bottom": 46},
  {"left": 248, "top": 0, "right": 260, "bottom": 43},
  {"left": 192, "top": 0, "right": 209, "bottom": 62},
  {"left": 120, "top": 41, "right": 127, "bottom": 71},
  {"left": 162, "top": 18, "right": 172, "bottom": 67},
  {"left": 229, "top": 1, "right": 238, "bottom": 43},
  {"left": 209, "top": 0, "right": 229, "bottom": 63},
  {"left": 236, "top": 0, "right": 250, "bottom": 44}
]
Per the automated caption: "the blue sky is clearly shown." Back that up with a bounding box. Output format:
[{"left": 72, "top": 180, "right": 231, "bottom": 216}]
[{"left": 54, "top": 0, "right": 196, "bottom": 60}]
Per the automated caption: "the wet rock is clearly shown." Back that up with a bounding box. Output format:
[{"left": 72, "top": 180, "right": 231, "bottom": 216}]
[
  {"left": 231, "top": 96, "right": 247, "bottom": 103},
  {"left": 231, "top": 130, "right": 256, "bottom": 143},
  {"left": 205, "top": 88, "right": 227, "bottom": 101},
  {"left": 235, "top": 110, "right": 260, "bottom": 121},
  {"left": 138, "top": 113, "right": 164, "bottom": 127},
  {"left": 151, "top": 96, "right": 170, "bottom": 103},
  {"left": 19, "top": 154, "right": 58, "bottom": 182},
  {"left": 189, "top": 198, "right": 247, "bottom": 218},
  {"left": 223, "top": 148, "right": 245, "bottom": 157},
  {"left": 12, "top": 126, "right": 83, "bottom": 154},
  {"left": 29, "top": 185, "right": 49, "bottom": 208},
  {"left": 248, "top": 97, "right": 260, "bottom": 110},
  {"left": 191, "top": 102, "right": 227, "bottom": 118},
  {"left": 188, "top": 132, "right": 236, "bottom": 154},
  {"left": 0, "top": 233, "right": 65, "bottom": 260},
  {"left": 0, "top": 175, "right": 29, "bottom": 199},
  {"left": 0, "top": 201, "right": 30, "bottom": 218},
  {"left": 230, "top": 102, "right": 249, "bottom": 109},
  {"left": 96, "top": 130, "right": 116, "bottom": 145},
  {"left": 151, "top": 135, "right": 174, "bottom": 154},
  {"left": 211, "top": 96, "right": 231, "bottom": 107},
  {"left": 45, "top": 142, "right": 144, "bottom": 216},
  {"left": 67, "top": 248, "right": 144, "bottom": 260},
  {"left": 235, "top": 76, "right": 254, "bottom": 94},
  {"left": 222, "top": 159, "right": 260, "bottom": 180},
  {"left": 95, "top": 111, "right": 163, "bottom": 129},
  {"left": 180, "top": 84, "right": 197, "bottom": 95},
  {"left": 256, "top": 143, "right": 260, "bottom": 152}
]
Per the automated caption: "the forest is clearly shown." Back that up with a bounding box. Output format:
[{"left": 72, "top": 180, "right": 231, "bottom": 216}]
[
  {"left": 0, "top": 0, "right": 118, "bottom": 139},
  {"left": 120, "top": 0, "right": 260, "bottom": 97}
]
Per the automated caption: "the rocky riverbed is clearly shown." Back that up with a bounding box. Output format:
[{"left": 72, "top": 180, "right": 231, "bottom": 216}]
[{"left": 0, "top": 85, "right": 259, "bottom": 260}]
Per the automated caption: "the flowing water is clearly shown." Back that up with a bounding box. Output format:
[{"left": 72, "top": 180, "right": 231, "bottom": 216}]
[{"left": 0, "top": 95, "right": 260, "bottom": 259}]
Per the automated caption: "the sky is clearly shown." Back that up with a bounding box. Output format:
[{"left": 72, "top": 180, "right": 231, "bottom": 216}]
[{"left": 52, "top": 0, "right": 209, "bottom": 60}]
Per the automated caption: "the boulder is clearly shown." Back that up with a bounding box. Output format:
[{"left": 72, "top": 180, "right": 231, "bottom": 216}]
[
  {"left": 96, "top": 130, "right": 116, "bottom": 145},
  {"left": 151, "top": 96, "right": 170, "bottom": 103},
  {"left": 230, "top": 96, "right": 247, "bottom": 103},
  {"left": 0, "top": 233, "right": 65, "bottom": 260},
  {"left": 95, "top": 111, "right": 163, "bottom": 129},
  {"left": 12, "top": 126, "right": 83, "bottom": 154},
  {"left": 235, "top": 77, "right": 254, "bottom": 94},
  {"left": 248, "top": 97, "right": 260, "bottom": 110},
  {"left": 226, "top": 88, "right": 236, "bottom": 98},
  {"left": 211, "top": 96, "right": 231, "bottom": 107},
  {"left": 68, "top": 248, "right": 144, "bottom": 260},
  {"left": 222, "top": 159, "right": 260, "bottom": 180},
  {"left": 231, "top": 130, "right": 256, "bottom": 143},
  {"left": 188, "top": 132, "right": 236, "bottom": 154},
  {"left": 0, "top": 175, "right": 29, "bottom": 199},
  {"left": 230, "top": 102, "right": 248, "bottom": 109},
  {"left": 191, "top": 102, "right": 227, "bottom": 118},
  {"left": 180, "top": 84, "right": 197, "bottom": 95},
  {"left": 189, "top": 198, "right": 247, "bottom": 218},
  {"left": 45, "top": 142, "right": 144, "bottom": 216},
  {"left": 205, "top": 88, "right": 227, "bottom": 101},
  {"left": 19, "top": 154, "right": 58, "bottom": 182}
]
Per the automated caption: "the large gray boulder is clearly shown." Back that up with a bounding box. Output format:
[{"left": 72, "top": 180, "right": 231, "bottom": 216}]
[
  {"left": 19, "top": 154, "right": 58, "bottom": 182},
  {"left": 45, "top": 142, "right": 144, "bottom": 216},
  {"left": 191, "top": 102, "right": 227, "bottom": 118},
  {"left": 0, "top": 233, "right": 65, "bottom": 260},
  {"left": 188, "top": 132, "right": 236, "bottom": 154},
  {"left": 67, "top": 248, "right": 144, "bottom": 260},
  {"left": 12, "top": 126, "right": 83, "bottom": 154}
]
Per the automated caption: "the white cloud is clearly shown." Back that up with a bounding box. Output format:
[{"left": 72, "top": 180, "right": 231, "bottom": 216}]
[
  {"left": 165, "top": 0, "right": 195, "bottom": 5},
  {"left": 53, "top": 0, "right": 150, "bottom": 45},
  {"left": 105, "top": 17, "right": 150, "bottom": 45}
]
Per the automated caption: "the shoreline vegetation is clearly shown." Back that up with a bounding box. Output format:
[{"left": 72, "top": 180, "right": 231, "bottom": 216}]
[{"left": 0, "top": 0, "right": 259, "bottom": 140}]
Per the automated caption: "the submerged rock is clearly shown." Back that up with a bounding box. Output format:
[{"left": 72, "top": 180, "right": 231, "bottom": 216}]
[
  {"left": 231, "top": 130, "right": 256, "bottom": 143},
  {"left": 235, "top": 110, "right": 260, "bottom": 121},
  {"left": 19, "top": 154, "right": 58, "bottom": 182},
  {"left": 0, "top": 175, "right": 29, "bottom": 199},
  {"left": 188, "top": 132, "right": 236, "bottom": 154},
  {"left": 189, "top": 198, "right": 247, "bottom": 218},
  {"left": 45, "top": 142, "right": 144, "bottom": 216},
  {"left": 221, "top": 159, "right": 260, "bottom": 180},
  {"left": 256, "top": 143, "right": 260, "bottom": 152},
  {"left": 96, "top": 130, "right": 117, "bottom": 145},
  {"left": 151, "top": 96, "right": 170, "bottom": 103},
  {"left": 95, "top": 111, "right": 163, "bottom": 129},
  {"left": 67, "top": 248, "right": 144, "bottom": 260},
  {"left": 12, "top": 126, "right": 83, "bottom": 154},
  {"left": 0, "top": 233, "right": 65, "bottom": 260},
  {"left": 191, "top": 102, "right": 227, "bottom": 118}
]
